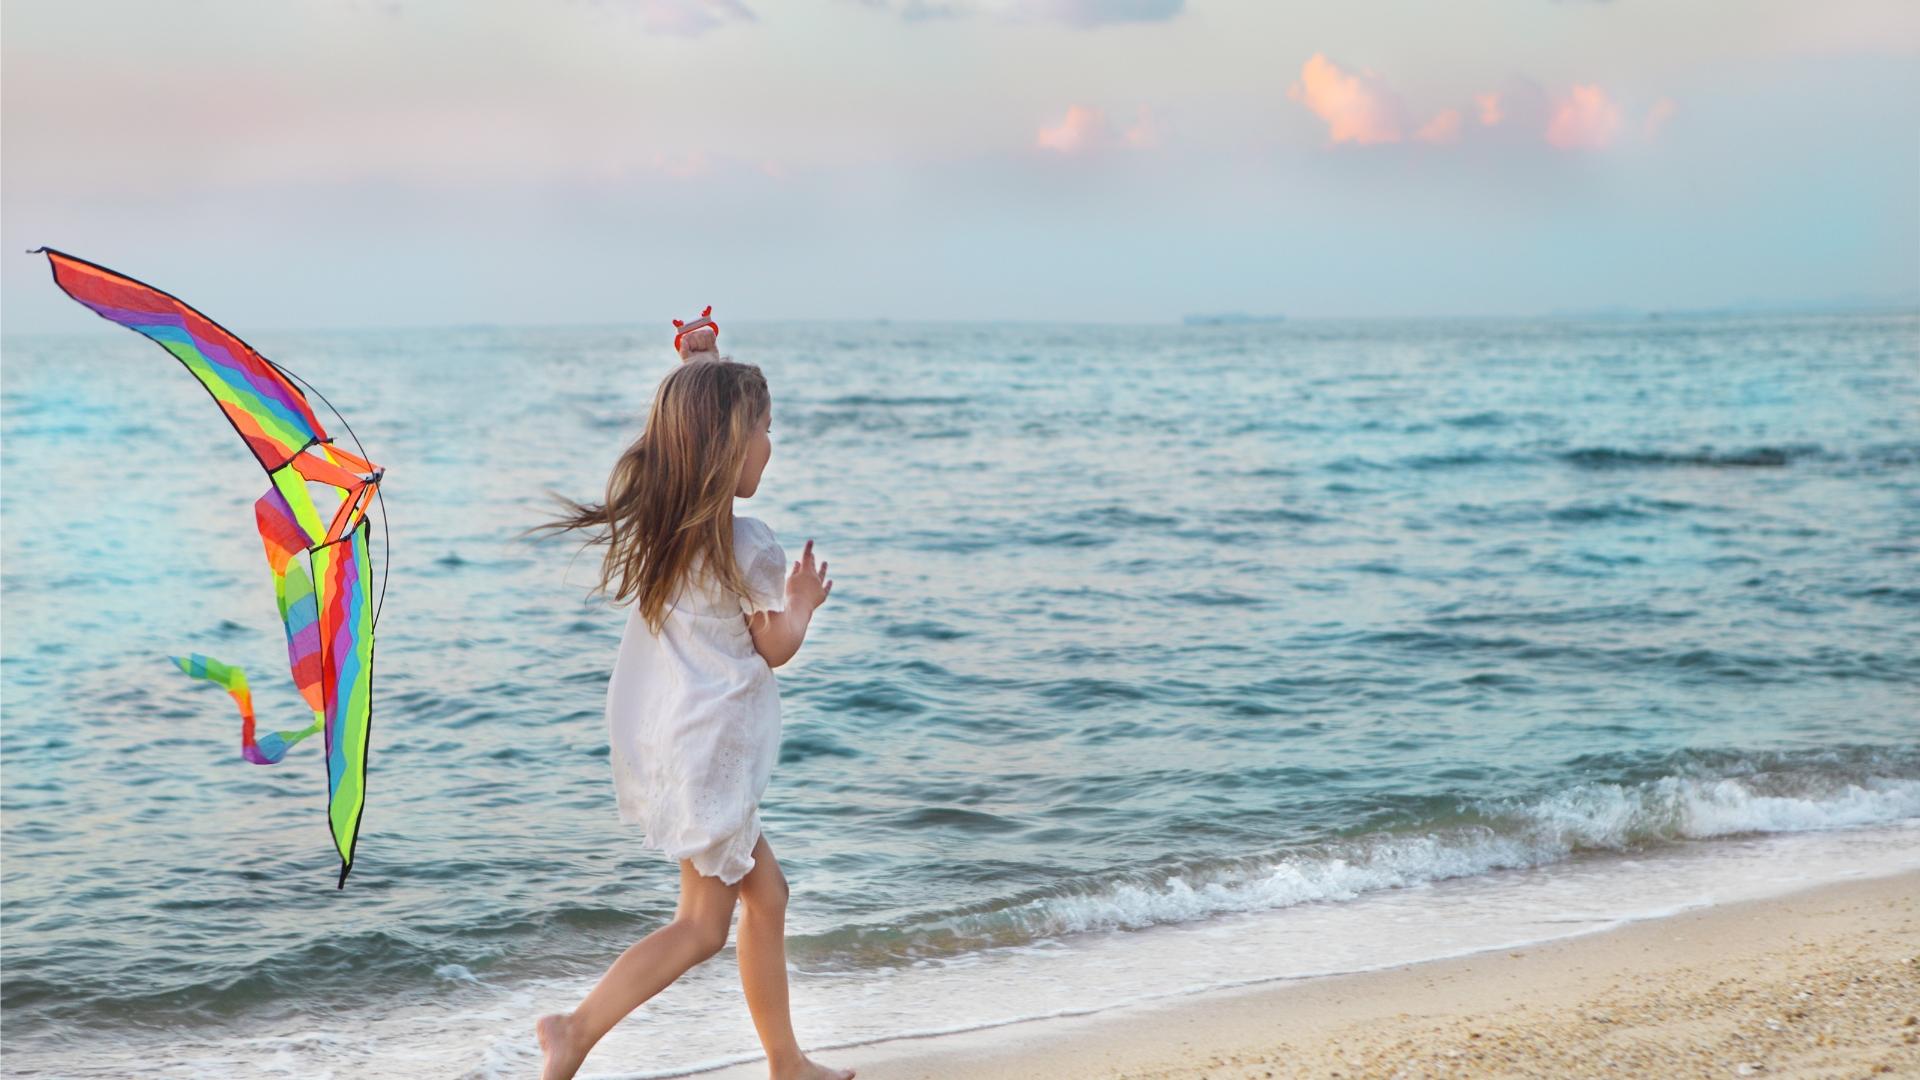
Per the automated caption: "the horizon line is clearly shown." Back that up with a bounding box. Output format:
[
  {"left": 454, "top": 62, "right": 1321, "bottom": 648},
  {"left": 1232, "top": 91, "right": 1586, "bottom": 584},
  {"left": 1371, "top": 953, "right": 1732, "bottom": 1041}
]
[{"left": 4, "top": 301, "right": 1916, "bottom": 340}]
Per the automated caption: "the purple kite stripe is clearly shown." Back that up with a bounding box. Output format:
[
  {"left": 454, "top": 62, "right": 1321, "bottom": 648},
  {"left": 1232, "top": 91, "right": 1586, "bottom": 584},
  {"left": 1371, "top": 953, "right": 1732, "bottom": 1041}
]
[{"left": 75, "top": 299, "right": 323, "bottom": 440}]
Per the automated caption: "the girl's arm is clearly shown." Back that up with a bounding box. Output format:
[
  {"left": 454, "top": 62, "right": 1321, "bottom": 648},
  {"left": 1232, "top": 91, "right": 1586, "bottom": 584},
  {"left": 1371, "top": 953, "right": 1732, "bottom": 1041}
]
[
  {"left": 746, "top": 539, "right": 832, "bottom": 668},
  {"left": 746, "top": 605, "right": 813, "bottom": 668}
]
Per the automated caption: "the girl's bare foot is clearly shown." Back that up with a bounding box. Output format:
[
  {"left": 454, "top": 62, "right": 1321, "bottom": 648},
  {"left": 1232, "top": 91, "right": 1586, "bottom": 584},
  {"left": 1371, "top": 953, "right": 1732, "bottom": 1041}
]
[
  {"left": 772, "top": 1056, "right": 855, "bottom": 1080},
  {"left": 536, "top": 1012, "right": 589, "bottom": 1080}
]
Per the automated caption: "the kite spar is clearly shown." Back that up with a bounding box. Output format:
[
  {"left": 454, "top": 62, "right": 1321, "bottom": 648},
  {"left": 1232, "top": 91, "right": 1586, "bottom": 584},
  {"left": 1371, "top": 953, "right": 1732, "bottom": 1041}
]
[{"left": 34, "top": 248, "right": 386, "bottom": 889}]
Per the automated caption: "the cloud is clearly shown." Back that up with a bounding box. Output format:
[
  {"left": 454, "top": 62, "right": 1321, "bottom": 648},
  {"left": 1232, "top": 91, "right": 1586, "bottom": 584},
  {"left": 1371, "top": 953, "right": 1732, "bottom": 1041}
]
[
  {"left": 1287, "top": 60, "right": 1654, "bottom": 154},
  {"left": 1020, "top": 0, "right": 1183, "bottom": 24},
  {"left": 857, "top": 0, "right": 1184, "bottom": 27},
  {"left": 1290, "top": 61, "right": 1666, "bottom": 153},
  {"left": 1643, "top": 97, "right": 1678, "bottom": 139},
  {"left": 651, "top": 149, "right": 713, "bottom": 178},
  {"left": 602, "top": 0, "right": 756, "bottom": 36},
  {"left": 1036, "top": 104, "right": 1157, "bottom": 152},
  {"left": 1474, "top": 92, "right": 1503, "bottom": 127},
  {"left": 1287, "top": 54, "right": 1405, "bottom": 145},
  {"left": 851, "top": 0, "right": 964, "bottom": 19},
  {"left": 1415, "top": 109, "right": 1463, "bottom": 144},
  {"left": 1037, "top": 105, "right": 1102, "bottom": 152},
  {"left": 1545, "top": 84, "right": 1625, "bottom": 149}
]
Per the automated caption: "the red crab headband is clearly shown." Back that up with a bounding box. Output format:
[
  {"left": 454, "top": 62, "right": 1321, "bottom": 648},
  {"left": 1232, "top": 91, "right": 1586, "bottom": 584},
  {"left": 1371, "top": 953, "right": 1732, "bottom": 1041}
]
[{"left": 672, "top": 306, "right": 719, "bottom": 352}]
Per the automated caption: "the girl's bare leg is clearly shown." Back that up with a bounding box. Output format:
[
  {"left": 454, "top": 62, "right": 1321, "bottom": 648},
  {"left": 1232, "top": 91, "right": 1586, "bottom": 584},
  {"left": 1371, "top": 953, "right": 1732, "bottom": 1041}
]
[
  {"left": 736, "top": 832, "right": 855, "bottom": 1080},
  {"left": 536, "top": 858, "right": 742, "bottom": 1080}
]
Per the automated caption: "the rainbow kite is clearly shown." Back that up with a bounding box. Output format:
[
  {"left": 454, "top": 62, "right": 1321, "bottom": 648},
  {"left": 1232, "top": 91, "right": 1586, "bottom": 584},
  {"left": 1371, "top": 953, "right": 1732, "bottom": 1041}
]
[{"left": 35, "top": 248, "right": 386, "bottom": 888}]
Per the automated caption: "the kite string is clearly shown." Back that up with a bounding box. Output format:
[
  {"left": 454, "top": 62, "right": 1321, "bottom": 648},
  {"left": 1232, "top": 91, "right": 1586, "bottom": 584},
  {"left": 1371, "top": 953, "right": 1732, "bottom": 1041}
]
[{"left": 270, "top": 360, "right": 391, "bottom": 631}]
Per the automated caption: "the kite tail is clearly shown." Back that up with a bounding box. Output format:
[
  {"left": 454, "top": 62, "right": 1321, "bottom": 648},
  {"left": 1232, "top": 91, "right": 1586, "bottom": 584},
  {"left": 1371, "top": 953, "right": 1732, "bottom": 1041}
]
[{"left": 171, "top": 654, "right": 323, "bottom": 765}]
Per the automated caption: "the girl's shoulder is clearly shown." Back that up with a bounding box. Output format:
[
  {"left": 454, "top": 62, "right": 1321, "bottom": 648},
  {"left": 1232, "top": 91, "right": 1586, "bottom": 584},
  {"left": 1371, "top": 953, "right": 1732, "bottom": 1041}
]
[
  {"left": 729, "top": 515, "right": 787, "bottom": 614},
  {"left": 732, "top": 514, "right": 780, "bottom": 557}
]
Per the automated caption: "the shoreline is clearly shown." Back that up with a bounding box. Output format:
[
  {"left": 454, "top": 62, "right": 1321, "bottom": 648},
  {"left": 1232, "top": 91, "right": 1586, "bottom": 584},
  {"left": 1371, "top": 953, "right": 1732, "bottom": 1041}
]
[{"left": 699, "top": 869, "right": 1919, "bottom": 1080}]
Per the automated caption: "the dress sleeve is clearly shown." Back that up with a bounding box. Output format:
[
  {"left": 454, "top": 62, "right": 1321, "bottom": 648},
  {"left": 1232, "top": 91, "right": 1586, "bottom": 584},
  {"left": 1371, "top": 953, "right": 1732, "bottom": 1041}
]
[{"left": 737, "top": 520, "right": 788, "bottom": 617}]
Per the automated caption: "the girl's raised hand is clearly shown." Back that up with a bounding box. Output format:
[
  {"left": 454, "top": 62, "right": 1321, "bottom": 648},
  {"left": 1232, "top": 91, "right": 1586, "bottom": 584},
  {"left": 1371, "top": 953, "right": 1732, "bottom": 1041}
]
[{"left": 787, "top": 539, "right": 833, "bottom": 611}]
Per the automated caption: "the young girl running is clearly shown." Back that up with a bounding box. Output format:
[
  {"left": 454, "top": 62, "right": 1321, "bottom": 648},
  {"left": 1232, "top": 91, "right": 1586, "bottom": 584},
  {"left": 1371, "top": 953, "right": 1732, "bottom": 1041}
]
[{"left": 532, "top": 311, "right": 850, "bottom": 1080}]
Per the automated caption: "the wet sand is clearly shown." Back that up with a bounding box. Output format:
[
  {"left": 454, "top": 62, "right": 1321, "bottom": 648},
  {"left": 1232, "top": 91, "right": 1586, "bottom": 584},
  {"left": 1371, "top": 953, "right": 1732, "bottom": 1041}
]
[{"left": 702, "top": 869, "right": 1918, "bottom": 1080}]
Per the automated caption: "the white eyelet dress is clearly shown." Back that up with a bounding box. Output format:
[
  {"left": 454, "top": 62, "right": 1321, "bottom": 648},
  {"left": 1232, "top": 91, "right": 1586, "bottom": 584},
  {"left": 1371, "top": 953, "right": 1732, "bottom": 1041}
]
[{"left": 606, "top": 514, "right": 788, "bottom": 885}]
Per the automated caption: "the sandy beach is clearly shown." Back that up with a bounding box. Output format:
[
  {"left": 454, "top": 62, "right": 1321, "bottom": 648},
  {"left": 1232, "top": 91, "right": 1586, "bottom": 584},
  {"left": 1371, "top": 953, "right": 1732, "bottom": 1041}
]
[{"left": 700, "top": 869, "right": 1918, "bottom": 1080}]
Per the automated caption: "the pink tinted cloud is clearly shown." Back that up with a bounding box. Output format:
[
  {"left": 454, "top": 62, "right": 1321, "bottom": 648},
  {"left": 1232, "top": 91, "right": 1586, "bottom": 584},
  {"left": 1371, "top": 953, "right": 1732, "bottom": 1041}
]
[
  {"left": 1546, "top": 84, "right": 1624, "bottom": 149},
  {"left": 1036, "top": 104, "right": 1157, "bottom": 153},
  {"left": 1036, "top": 105, "right": 1102, "bottom": 152},
  {"left": 1415, "top": 109, "right": 1462, "bottom": 144},
  {"left": 1287, "top": 54, "right": 1404, "bottom": 145},
  {"left": 1286, "top": 57, "right": 1650, "bottom": 154}
]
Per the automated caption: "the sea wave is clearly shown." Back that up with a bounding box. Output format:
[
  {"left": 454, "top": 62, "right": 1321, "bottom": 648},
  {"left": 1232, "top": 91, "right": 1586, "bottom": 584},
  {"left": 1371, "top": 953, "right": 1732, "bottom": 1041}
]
[
  {"left": 1303, "top": 441, "right": 1920, "bottom": 475},
  {"left": 1558, "top": 444, "right": 1824, "bottom": 469},
  {"left": 55, "top": 759, "right": 1893, "bottom": 1011},
  {"left": 788, "top": 750, "right": 1920, "bottom": 965},
  {"left": 1556, "top": 441, "right": 1920, "bottom": 470}
]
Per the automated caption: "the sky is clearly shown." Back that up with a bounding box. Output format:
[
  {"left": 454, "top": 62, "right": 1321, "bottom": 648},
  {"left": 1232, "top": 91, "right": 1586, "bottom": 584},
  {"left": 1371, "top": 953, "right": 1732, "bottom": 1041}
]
[{"left": 3, "top": 0, "right": 1917, "bottom": 332}]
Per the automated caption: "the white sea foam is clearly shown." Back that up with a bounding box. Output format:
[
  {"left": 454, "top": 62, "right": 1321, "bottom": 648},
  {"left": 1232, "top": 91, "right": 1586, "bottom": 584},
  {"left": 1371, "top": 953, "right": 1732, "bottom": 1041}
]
[
  {"left": 1663, "top": 776, "right": 1920, "bottom": 836},
  {"left": 946, "top": 773, "right": 1920, "bottom": 941}
]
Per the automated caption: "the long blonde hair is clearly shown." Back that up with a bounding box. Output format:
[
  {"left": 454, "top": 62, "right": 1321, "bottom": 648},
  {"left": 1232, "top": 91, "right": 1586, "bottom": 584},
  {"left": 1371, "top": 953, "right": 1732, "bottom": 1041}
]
[{"left": 535, "top": 352, "right": 771, "bottom": 635}]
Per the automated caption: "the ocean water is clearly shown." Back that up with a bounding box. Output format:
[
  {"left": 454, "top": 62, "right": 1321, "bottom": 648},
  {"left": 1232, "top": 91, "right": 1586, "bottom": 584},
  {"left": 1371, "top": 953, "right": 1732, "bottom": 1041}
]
[{"left": 2, "top": 313, "right": 1918, "bottom": 1078}]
